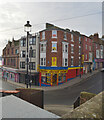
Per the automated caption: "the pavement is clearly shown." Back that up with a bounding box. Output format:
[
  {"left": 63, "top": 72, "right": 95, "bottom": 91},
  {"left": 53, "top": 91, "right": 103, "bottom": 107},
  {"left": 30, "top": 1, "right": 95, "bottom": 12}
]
[{"left": 6, "top": 69, "right": 101, "bottom": 91}]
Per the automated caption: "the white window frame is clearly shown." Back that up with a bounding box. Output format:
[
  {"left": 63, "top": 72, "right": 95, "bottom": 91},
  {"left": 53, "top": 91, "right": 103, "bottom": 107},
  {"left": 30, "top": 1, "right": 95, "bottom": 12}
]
[
  {"left": 52, "top": 41, "right": 57, "bottom": 52},
  {"left": 71, "top": 56, "right": 74, "bottom": 66},
  {"left": 79, "top": 37, "right": 81, "bottom": 44},
  {"left": 52, "top": 30, "right": 57, "bottom": 38},
  {"left": 71, "top": 44, "right": 74, "bottom": 53},
  {"left": 71, "top": 34, "right": 74, "bottom": 42},
  {"left": 42, "top": 31, "right": 45, "bottom": 40},
  {"left": 40, "top": 43, "right": 46, "bottom": 52},
  {"left": 64, "top": 32, "right": 67, "bottom": 40},
  {"left": 64, "top": 58, "right": 68, "bottom": 67},
  {"left": 40, "top": 58, "right": 46, "bottom": 66}
]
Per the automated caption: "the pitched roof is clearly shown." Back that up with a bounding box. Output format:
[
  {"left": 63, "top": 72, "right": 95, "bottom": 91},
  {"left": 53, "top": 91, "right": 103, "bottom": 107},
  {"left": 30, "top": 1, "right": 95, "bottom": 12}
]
[{"left": 1, "top": 95, "right": 60, "bottom": 119}]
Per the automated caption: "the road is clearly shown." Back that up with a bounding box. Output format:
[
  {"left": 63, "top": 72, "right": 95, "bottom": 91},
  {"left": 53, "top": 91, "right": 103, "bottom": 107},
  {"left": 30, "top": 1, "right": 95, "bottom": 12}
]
[
  {"left": 0, "top": 69, "right": 104, "bottom": 105},
  {"left": 44, "top": 71, "right": 104, "bottom": 105}
]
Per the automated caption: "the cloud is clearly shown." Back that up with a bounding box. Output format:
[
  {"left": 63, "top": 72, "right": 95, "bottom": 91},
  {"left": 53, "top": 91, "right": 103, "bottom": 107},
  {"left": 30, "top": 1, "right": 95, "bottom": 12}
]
[{"left": 0, "top": 2, "right": 102, "bottom": 56}]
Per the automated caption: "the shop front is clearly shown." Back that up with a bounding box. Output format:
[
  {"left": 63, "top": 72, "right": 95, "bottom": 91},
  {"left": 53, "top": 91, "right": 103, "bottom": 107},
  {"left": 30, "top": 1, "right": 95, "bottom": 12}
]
[
  {"left": 39, "top": 66, "right": 83, "bottom": 86},
  {"left": 39, "top": 67, "right": 68, "bottom": 86},
  {"left": 95, "top": 59, "right": 104, "bottom": 69},
  {"left": 2, "top": 67, "right": 19, "bottom": 82}
]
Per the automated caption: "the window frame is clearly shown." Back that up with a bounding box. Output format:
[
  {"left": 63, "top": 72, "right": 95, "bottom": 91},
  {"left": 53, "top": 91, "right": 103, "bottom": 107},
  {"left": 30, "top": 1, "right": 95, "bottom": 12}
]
[{"left": 52, "top": 30, "right": 57, "bottom": 38}]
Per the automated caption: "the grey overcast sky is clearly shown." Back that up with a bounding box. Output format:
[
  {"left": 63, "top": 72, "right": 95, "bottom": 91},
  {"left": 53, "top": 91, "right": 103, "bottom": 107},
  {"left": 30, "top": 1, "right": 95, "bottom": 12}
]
[{"left": 0, "top": 0, "right": 103, "bottom": 56}]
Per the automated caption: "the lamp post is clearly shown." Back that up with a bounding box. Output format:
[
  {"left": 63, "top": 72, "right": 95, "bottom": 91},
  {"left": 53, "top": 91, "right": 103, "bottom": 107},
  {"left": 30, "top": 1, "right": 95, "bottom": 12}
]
[
  {"left": 24, "top": 21, "right": 32, "bottom": 88},
  {"left": 29, "top": 46, "right": 32, "bottom": 88}
]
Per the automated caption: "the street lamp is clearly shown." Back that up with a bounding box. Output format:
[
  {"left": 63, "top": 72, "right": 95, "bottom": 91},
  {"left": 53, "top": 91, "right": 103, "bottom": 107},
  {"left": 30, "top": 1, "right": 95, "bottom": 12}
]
[{"left": 24, "top": 21, "right": 32, "bottom": 88}]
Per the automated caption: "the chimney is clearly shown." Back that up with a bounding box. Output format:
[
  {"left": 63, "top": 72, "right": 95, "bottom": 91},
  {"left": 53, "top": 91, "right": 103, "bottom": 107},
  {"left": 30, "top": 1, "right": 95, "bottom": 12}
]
[{"left": 94, "top": 33, "right": 99, "bottom": 39}]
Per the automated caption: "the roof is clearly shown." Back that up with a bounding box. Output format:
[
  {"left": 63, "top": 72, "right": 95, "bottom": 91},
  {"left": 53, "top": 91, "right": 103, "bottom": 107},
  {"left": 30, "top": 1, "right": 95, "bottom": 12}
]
[
  {"left": 1, "top": 95, "right": 60, "bottom": 119},
  {"left": 61, "top": 91, "right": 103, "bottom": 119}
]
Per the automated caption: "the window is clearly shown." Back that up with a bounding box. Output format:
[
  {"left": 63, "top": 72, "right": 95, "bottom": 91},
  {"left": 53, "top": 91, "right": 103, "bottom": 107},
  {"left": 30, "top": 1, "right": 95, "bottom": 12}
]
[
  {"left": 101, "top": 50, "right": 103, "bottom": 58},
  {"left": 100, "top": 45, "right": 103, "bottom": 50},
  {"left": 89, "top": 46, "right": 91, "bottom": 51},
  {"left": 79, "top": 37, "right": 81, "bottom": 44},
  {"left": 71, "top": 44, "right": 74, "bottom": 53},
  {"left": 86, "top": 45, "right": 87, "bottom": 50},
  {"left": 86, "top": 54, "right": 87, "bottom": 60},
  {"left": 29, "top": 62, "right": 35, "bottom": 70},
  {"left": 42, "top": 31, "right": 45, "bottom": 39},
  {"left": 65, "top": 45, "right": 68, "bottom": 52},
  {"left": 15, "top": 49, "right": 18, "bottom": 54},
  {"left": 40, "top": 44, "right": 46, "bottom": 52},
  {"left": 29, "top": 50, "right": 36, "bottom": 58},
  {"left": 11, "top": 48, "right": 14, "bottom": 54},
  {"left": 96, "top": 44, "right": 97, "bottom": 48},
  {"left": 21, "top": 51, "right": 26, "bottom": 58},
  {"left": 89, "top": 53, "right": 92, "bottom": 61},
  {"left": 40, "top": 58, "right": 46, "bottom": 66},
  {"left": 71, "top": 34, "right": 74, "bottom": 41},
  {"left": 52, "top": 30, "right": 57, "bottom": 38},
  {"left": 86, "top": 38, "right": 87, "bottom": 41},
  {"left": 7, "top": 49, "right": 9, "bottom": 55},
  {"left": 52, "top": 42, "right": 57, "bottom": 52},
  {"left": 96, "top": 50, "right": 99, "bottom": 58},
  {"left": 21, "top": 39, "right": 26, "bottom": 47},
  {"left": 79, "top": 46, "right": 81, "bottom": 54},
  {"left": 71, "top": 57, "right": 74, "bottom": 66},
  {"left": 65, "top": 58, "right": 68, "bottom": 66},
  {"left": 79, "top": 57, "right": 81, "bottom": 66},
  {"left": 29, "top": 37, "right": 36, "bottom": 45},
  {"left": 20, "top": 62, "right": 25, "bottom": 69},
  {"left": 64, "top": 32, "right": 67, "bottom": 40}
]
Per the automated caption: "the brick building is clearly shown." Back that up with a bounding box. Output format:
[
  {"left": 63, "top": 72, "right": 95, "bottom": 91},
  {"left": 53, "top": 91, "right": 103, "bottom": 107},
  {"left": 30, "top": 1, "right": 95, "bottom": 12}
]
[
  {"left": 39, "top": 23, "right": 83, "bottom": 86},
  {"left": 81, "top": 35, "right": 93, "bottom": 73},
  {"left": 2, "top": 38, "right": 19, "bottom": 82},
  {"left": 90, "top": 33, "right": 104, "bottom": 70}
]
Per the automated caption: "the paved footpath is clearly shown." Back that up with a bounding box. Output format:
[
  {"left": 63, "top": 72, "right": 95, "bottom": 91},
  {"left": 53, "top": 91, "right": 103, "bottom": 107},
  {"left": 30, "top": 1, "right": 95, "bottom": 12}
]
[{"left": 6, "top": 69, "right": 101, "bottom": 91}]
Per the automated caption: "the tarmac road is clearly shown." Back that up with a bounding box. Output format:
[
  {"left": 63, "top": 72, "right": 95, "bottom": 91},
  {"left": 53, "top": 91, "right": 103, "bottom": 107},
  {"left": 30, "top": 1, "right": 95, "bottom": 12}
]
[{"left": 44, "top": 71, "right": 104, "bottom": 105}]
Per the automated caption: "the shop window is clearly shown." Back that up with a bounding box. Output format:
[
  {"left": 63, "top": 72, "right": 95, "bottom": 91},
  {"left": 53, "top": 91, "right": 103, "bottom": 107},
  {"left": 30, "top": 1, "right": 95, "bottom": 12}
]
[
  {"left": 52, "top": 30, "right": 57, "bottom": 38},
  {"left": 52, "top": 42, "right": 57, "bottom": 52},
  {"left": 41, "top": 73, "right": 46, "bottom": 83},
  {"left": 46, "top": 73, "right": 51, "bottom": 84},
  {"left": 63, "top": 73, "right": 66, "bottom": 81},
  {"left": 59, "top": 73, "right": 63, "bottom": 82}
]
